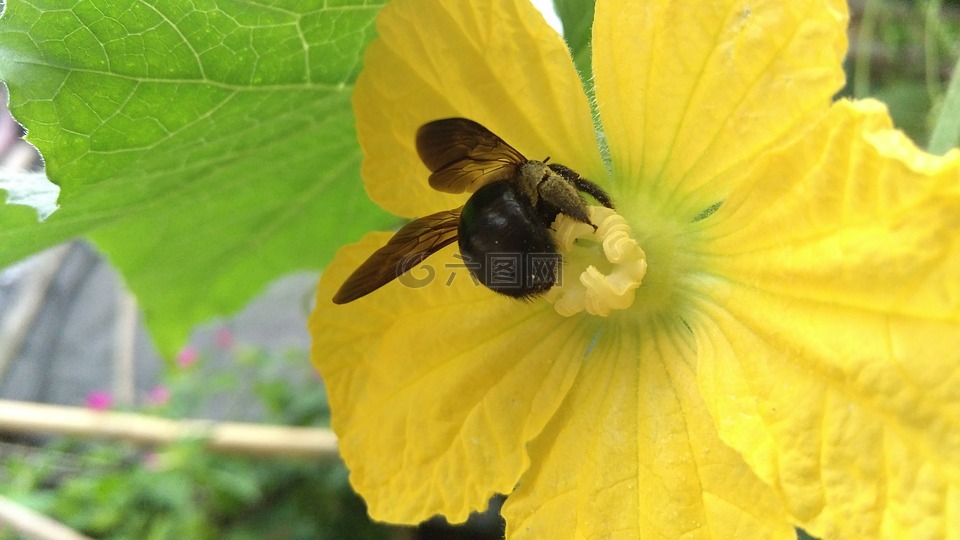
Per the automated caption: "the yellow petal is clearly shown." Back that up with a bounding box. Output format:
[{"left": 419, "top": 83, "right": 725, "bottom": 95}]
[
  {"left": 696, "top": 99, "right": 960, "bottom": 538},
  {"left": 592, "top": 0, "right": 848, "bottom": 218},
  {"left": 353, "top": 0, "right": 604, "bottom": 218},
  {"left": 310, "top": 232, "right": 599, "bottom": 523},
  {"left": 503, "top": 318, "right": 793, "bottom": 539}
]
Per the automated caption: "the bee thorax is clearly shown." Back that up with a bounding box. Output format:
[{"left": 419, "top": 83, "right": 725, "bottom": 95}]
[
  {"left": 516, "top": 160, "right": 593, "bottom": 226},
  {"left": 515, "top": 160, "right": 548, "bottom": 205}
]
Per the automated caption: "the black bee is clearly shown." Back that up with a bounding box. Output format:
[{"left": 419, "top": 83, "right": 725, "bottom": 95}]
[{"left": 332, "top": 118, "right": 614, "bottom": 304}]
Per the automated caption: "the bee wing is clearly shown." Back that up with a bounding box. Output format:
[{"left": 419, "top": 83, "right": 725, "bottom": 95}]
[
  {"left": 332, "top": 208, "right": 462, "bottom": 304},
  {"left": 417, "top": 118, "right": 527, "bottom": 194}
]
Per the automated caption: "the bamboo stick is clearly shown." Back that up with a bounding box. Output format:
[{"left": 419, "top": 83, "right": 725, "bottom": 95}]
[
  {"left": 0, "top": 494, "right": 92, "bottom": 540},
  {"left": 112, "top": 289, "right": 138, "bottom": 407},
  {"left": 0, "top": 399, "right": 339, "bottom": 459}
]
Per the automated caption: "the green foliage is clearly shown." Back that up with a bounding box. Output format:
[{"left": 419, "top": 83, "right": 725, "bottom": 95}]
[
  {"left": 928, "top": 52, "right": 960, "bottom": 154},
  {"left": 553, "top": 0, "right": 595, "bottom": 79},
  {"left": 0, "top": 347, "right": 395, "bottom": 540},
  {"left": 841, "top": 0, "right": 960, "bottom": 146},
  {"left": 0, "top": 0, "right": 396, "bottom": 356}
]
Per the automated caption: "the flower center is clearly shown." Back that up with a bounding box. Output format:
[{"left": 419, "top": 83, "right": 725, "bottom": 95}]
[{"left": 545, "top": 206, "right": 647, "bottom": 317}]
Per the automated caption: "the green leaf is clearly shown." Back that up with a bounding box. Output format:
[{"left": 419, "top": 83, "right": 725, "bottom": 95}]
[
  {"left": 928, "top": 51, "right": 960, "bottom": 155},
  {"left": 553, "top": 0, "right": 595, "bottom": 79},
  {"left": 0, "top": 0, "right": 395, "bottom": 355}
]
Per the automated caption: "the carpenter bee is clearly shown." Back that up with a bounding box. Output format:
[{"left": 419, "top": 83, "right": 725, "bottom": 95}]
[{"left": 332, "top": 118, "right": 614, "bottom": 304}]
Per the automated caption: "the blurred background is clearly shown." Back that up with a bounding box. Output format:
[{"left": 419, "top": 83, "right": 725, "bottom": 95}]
[{"left": 0, "top": 0, "right": 958, "bottom": 538}]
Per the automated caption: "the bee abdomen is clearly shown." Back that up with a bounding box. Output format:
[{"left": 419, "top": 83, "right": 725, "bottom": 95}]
[{"left": 458, "top": 180, "right": 558, "bottom": 298}]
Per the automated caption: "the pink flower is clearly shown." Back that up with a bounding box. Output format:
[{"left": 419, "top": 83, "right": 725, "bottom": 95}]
[
  {"left": 141, "top": 452, "right": 162, "bottom": 472},
  {"left": 144, "top": 385, "right": 170, "bottom": 407},
  {"left": 85, "top": 390, "right": 113, "bottom": 411},
  {"left": 176, "top": 346, "right": 198, "bottom": 367},
  {"left": 214, "top": 327, "right": 235, "bottom": 350}
]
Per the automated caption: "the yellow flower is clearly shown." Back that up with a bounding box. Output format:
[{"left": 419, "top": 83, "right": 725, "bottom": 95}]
[{"left": 309, "top": 0, "right": 960, "bottom": 538}]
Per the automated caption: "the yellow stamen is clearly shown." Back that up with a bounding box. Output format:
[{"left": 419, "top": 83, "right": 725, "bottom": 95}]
[{"left": 546, "top": 206, "right": 647, "bottom": 317}]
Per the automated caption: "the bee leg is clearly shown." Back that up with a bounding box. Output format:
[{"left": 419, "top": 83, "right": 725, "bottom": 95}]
[
  {"left": 538, "top": 175, "right": 593, "bottom": 227},
  {"left": 573, "top": 177, "right": 614, "bottom": 209},
  {"left": 547, "top": 163, "right": 615, "bottom": 209}
]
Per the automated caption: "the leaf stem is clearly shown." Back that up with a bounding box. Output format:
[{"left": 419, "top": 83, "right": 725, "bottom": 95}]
[
  {"left": 924, "top": 0, "right": 943, "bottom": 100},
  {"left": 853, "top": 0, "right": 881, "bottom": 99}
]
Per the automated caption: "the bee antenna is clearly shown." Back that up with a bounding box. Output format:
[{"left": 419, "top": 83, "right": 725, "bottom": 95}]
[{"left": 543, "top": 156, "right": 551, "bottom": 163}]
